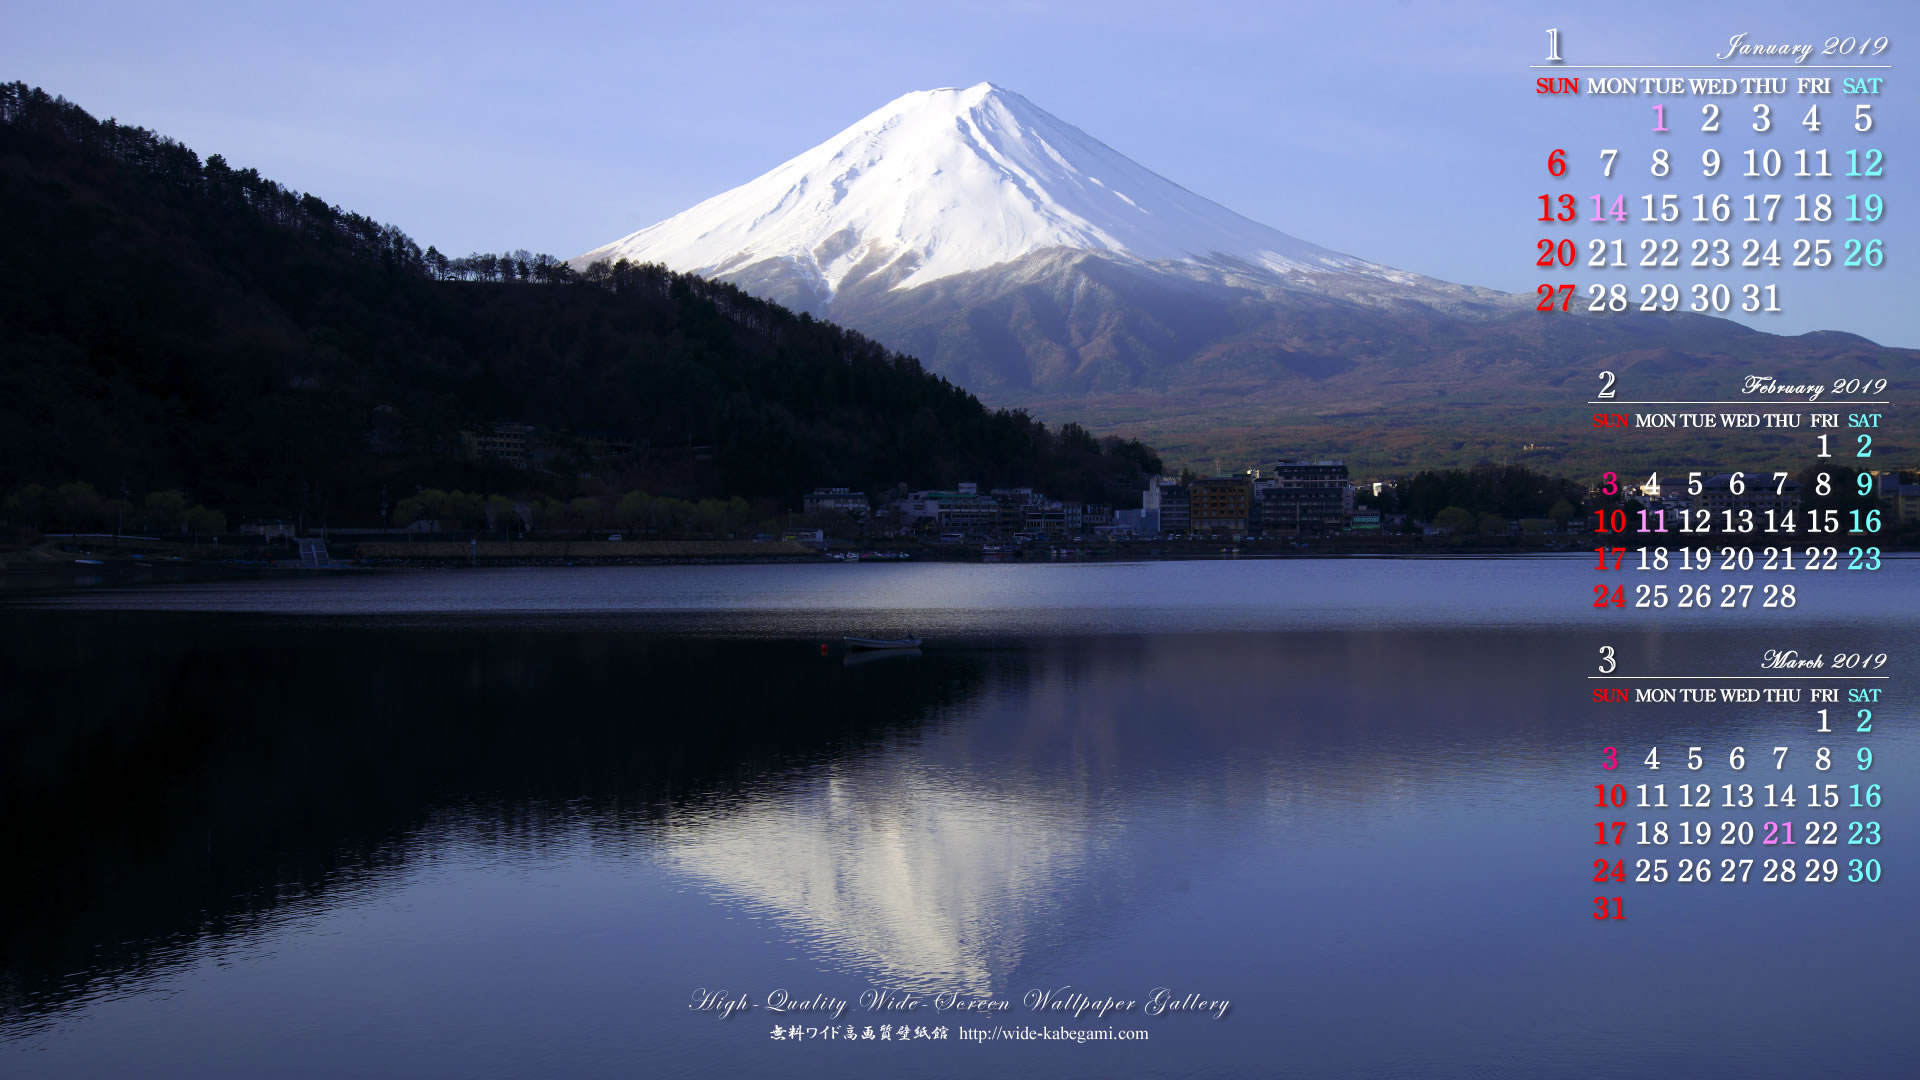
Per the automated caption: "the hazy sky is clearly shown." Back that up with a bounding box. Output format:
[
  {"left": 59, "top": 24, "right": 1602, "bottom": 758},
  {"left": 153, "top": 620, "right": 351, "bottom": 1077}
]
[{"left": 7, "top": 0, "right": 1915, "bottom": 345}]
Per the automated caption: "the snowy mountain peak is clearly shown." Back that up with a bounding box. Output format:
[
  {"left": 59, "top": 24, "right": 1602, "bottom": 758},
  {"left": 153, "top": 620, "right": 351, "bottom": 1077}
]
[{"left": 573, "top": 83, "right": 1379, "bottom": 302}]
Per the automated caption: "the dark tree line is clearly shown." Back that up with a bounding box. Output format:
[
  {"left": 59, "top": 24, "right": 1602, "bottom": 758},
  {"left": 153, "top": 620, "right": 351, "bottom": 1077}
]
[
  {"left": 1367, "top": 464, "right": 1587, "bottom": 523},
  {"left": 0, "top": 84, "right": 429, "bottom": 273},
  {"left": 426, "top": 248, "right": 576, "bottom": 284},
  {"left": 0, "top": 82, "right": 1160, "bottom": 528}
]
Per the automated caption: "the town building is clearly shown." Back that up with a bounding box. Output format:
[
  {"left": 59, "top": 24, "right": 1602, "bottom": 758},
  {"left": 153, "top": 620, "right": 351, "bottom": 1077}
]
[
  {"left": 893, "top": 486, "right": 999, "bottom": 535},
  {"left": 1025, "top": 501, "right": 1068, "bottom": 537},
  {"left": 1253, "top": 460, "right": 1353, "bottom": 535},
  {"left": 465, "top": 423, "right": 533, "bottom": 469},
  {"left": 803, "top": 487, "right": 871, "bottom": 519},
  {"left": 1144, "top": 477, "right": 1190, "bottom": 535},
  {"left": 580, "top": 433, "right": 636, "bottom": 459},
  {"left": 991, "top": 488, "right": 1044, "bottom": 535},
  {"left": 1189, "top": 476, "right": 1253, "bottom": 537}
]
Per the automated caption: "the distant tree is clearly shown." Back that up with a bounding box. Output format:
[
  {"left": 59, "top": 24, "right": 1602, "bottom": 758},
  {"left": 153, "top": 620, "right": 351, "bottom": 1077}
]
[
  {"left": 1059, "top": 422, "right": 1099, "bottom": 454},
  {"left": 614, "top": 490, "right": 652, "bottom": 531},
  {"left": 446, "top": 490, "right": 485, "bottom": 527},
  {"left": 1100, "top": 435, "right": 1164, "bottom": 479},
  {"left": 648, "top": 496, "right": 689, "bottom": 536},
  {"left": 485, "top": 494, "right": 517, "bottom": 536},
  {"left": 184, "top": 505, "right": 226, "bottom": 537},
  {"left": 4, "top": 483, "right": 49, "bottom": 530},
  {"left": 393, "top": 489, "right": 483, "bottom": 529},
  {"left": 689, "top": 498, "right": 727, "bottom": 537},
  {"left": 52, "top": 482, "right": 103, "bottom": 532},
  {"left": 142, "top": 489, "right": 189, "bottom": 533},
  {"left": 1549, "top": 498, "right": 1575, "bottom": 527},
  {"left": 570, "top": 495, "right": 607, "bottom": 531},
  {"left": 1433, "top": 506, "right": 1476, "bottom": 534},
  {"left": 530, "top": 496, "right": 564, "bottom": 532}
]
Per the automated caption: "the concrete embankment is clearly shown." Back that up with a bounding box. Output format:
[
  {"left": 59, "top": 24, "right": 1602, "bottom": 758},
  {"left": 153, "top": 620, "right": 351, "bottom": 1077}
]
[{"left": 352, "top": 540, "right": 818, "bottom": 563}]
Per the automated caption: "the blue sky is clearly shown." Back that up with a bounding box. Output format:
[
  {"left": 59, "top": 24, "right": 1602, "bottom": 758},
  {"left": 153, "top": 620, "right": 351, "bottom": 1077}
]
[{"left": 6, "top": 0, "right": 1914, "bottom": 345}]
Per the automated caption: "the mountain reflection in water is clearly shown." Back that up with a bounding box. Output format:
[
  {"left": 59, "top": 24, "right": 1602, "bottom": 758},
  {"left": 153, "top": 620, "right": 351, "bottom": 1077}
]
[{"left": 3, "top": 596, "right": 1915, "bottom": 1079}]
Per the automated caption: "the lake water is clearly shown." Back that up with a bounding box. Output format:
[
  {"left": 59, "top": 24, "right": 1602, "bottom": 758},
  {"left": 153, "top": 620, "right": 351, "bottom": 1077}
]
[{"left": 3, "top": 559, "right": 1915, "bottom": 1078}]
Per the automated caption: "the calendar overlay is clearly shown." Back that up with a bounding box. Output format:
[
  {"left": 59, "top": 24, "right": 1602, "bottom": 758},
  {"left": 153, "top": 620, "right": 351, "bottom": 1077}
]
[{"left": 1539, "top": 29, "right": 1900, "bottom": 919}]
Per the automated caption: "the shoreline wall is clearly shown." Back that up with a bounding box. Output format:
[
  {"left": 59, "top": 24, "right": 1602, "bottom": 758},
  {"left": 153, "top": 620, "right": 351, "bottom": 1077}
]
[{"left": 352, "top": 540, "right": 817, "bottom": 559}]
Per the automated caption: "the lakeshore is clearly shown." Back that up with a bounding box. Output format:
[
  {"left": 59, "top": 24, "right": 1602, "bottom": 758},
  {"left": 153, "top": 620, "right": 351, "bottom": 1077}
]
[{"left": 8, "top": 531, "right": 1915, "bottom": 603}]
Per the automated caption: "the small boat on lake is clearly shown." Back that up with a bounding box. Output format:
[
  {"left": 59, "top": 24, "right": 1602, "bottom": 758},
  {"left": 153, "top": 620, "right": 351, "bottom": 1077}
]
[
  {"left": 843, "top": 635, "right": 923, "bottom": 649},
  {"left": 844, "top": 646, "right": 921, "bottom": 667}
]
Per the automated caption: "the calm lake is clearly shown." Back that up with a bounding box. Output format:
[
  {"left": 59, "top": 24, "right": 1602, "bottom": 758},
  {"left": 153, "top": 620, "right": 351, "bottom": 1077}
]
[{"left": 3, "top": 559, "right": 1915, "bottom": 1078}]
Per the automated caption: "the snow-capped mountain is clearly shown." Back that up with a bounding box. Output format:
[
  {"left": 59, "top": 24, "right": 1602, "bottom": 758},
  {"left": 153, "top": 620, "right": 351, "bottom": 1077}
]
[
  {"left": 577, "top": 82, "right": 1439, "bottom": 302},
  {"left": 575, "top": 83, "right": 1508, "bottom": 336}
]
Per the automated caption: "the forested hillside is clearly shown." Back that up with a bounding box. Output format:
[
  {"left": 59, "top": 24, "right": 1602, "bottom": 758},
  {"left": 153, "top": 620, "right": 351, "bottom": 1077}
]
[{"left": 0, "top": 82, "right": 1159, "bottom": 528}]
